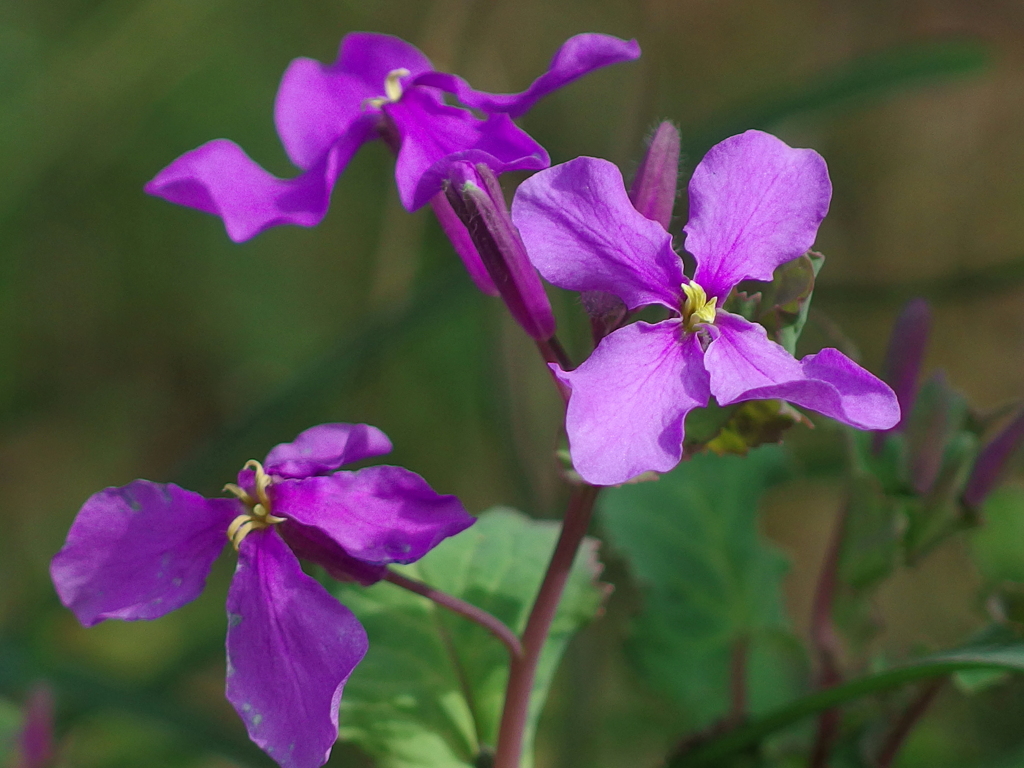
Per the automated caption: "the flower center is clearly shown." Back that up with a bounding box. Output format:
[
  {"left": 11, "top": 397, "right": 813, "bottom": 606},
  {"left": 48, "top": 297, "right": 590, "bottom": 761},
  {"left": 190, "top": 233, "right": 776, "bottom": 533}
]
[
  {"left": 224, "top": 460, "right": 285, "bottom": 550},
  {"left": 364, "top": 68, "right": 412, "bottom": 109},
  {"left": 681, "top": 280, "right": 717, "bottom": 331}
]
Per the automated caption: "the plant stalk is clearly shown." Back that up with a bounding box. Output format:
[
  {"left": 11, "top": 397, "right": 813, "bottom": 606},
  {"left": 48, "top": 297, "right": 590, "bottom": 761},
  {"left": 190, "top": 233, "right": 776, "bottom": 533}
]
[
  {"left": 384, "top": 570, "right": 523, "bottom": 660},
  {"left": 492, "top": 483, "right": 601, "bottom": 768}
]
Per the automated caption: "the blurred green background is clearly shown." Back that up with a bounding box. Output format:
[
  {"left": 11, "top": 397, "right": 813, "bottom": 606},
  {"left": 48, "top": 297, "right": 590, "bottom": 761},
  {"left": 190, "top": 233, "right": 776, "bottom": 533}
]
[{"left": 2, "top": 0, "right": 1024, "bottom": 766}]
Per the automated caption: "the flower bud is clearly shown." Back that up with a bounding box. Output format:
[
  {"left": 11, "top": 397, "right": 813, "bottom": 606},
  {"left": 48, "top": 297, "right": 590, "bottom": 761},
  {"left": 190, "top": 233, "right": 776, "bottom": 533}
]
[
  {"left": 444, "top": 163, "right": 556, "bottom": 340},
  {"left": 429, "top": 192, "right": 499, "bottom": 296},
  {"left": 628, "top": 121, "right": 680, "bottom": 230},
  {"left": 882, "top": 298, "right": 932, "bottom": 432},
  {"left": 963, "top": 408, "right": 1024, "bottom": 508},
  {"left": 17, "top": 685, "right": 55, "bottom": 768}
]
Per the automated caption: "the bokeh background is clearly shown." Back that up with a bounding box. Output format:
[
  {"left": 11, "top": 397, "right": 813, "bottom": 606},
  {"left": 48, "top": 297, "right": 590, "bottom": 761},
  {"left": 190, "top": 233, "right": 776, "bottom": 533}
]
[{"left": 2, "top": 0, "right": 1024, "bottom": 766}]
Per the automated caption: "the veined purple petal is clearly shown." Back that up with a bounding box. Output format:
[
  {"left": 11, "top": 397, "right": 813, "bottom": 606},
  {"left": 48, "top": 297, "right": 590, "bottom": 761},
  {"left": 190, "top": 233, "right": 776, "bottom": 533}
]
[
  {"left": 269, "top": 466, "right": 475, "bottom": 565},
  {"left": 226, "top": 530, "right": 367, "bottom": 768},
  {"left": 386, "top": 88, "right": 548, "bottom": 211},
  {"left": 686, "top": 130, "right": 831, "bottom": 298},
  {"left": 429, "top": 192, "right": 499, "bottom": 295},
  {"left": 410, "top": 34, "right": 640, "bottom": 118},
  {"left": 705, "top": 312, "right": 899, "bottom": 430},
  {"left": 50, "top": 481, "right": 238, "bottom": 626},
  {"left": 145, "top": 127, "right": 374, "bottom": 242},
  {"left": 556, "top": 321, "right": 711, "bottom": 485},
  {"left": 512, "top": 157, "right": 684, "bottom": 310},
  {"left": 264, "top": 423, "right": 393, "bottom": 479},
  {"left": 275, "top": 33, "right": 433, "bottom": 170}
]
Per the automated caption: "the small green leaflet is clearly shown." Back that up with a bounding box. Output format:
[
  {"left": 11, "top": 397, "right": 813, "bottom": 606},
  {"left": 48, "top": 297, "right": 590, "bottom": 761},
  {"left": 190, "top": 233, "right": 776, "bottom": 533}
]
[{"left": 333, "top": 507, "right": 607, "bottom": 768}]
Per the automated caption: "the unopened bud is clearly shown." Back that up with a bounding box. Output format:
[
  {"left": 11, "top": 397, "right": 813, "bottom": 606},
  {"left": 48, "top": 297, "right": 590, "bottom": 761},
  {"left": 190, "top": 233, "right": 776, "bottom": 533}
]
[
  {"left": 445, "top": 163, "right": 556, "bottom": 340},
  {"left": 429, "top": 192, "right": 498, "bottom": 296},
  {"left": 963, "top": 408, "right": 1024, "bottom": 508},
  {"left": 629, "top": 121, "right": 680, "bottom": 230},
  {"left": 17, "top": 684, "right": 55, "bottom": 768},
  {"left": 882, "top": 298, "right": 932, "bottom": 432}
]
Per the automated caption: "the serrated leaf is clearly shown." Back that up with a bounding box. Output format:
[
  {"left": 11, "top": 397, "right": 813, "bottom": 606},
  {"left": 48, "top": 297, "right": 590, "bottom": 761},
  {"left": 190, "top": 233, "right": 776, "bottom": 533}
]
[
  {"left": 598, "top": 446, "right": 799, "bottom": 726},
  {"left": 334, "top": 508, "right": 606, "bottom": 768}
]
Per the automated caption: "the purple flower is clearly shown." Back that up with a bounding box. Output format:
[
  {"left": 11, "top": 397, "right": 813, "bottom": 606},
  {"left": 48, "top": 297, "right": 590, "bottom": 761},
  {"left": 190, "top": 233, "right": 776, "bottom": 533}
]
[
  {"left": 50, "top": 423, "right": 474, "bottom": 768},
  {"left": 145, "top": 32, "right": 640, "bottom": 244},
  {"left": 512, "top": 130, "right": 900, "bottom": 486}
]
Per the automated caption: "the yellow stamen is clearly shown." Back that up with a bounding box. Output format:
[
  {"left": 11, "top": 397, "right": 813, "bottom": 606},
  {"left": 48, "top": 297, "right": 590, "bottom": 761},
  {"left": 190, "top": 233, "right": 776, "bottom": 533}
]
[
  {"left": 681, "top": 281, "right": 717, "bottom": 331},
  {"left": 364, "top": 68, "right": 412, "bottom": 109},
  {"left": 225, "top": 460, "right": 286, "bottom": 550}
]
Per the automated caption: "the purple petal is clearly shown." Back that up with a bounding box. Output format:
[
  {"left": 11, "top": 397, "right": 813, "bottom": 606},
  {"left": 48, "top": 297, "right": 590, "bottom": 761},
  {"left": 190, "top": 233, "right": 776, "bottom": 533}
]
[
  {"left": 629, "top": 121, "right": 681, "bottom": 230},
  {"left": 278, "top": 522, "right": 388, "bottom": 586},
  {"left": 275, "top": 33, "right": 433, "bottom": 170},
  {"left": 410, "top": 34, "right": 641, "bottom": 118},
  {"left": 264, "top": 423, "right": 393, "bottom": 479},
  {"left": 705, "top": 312, "right": 899, "bottom": 430},
  {"left": 145, "top": 129, "right": 374, "bottom": 242},
  {"left": 556, "top": 320, "right": 711, "bottom": 485},
  {"left": 429, "top": 192, "right": 499, "bottom": 295},
  {"left": 512, "top": 157, "right": 684, "bottom": 310},
  {"left": 226, "top": 530, "right": 367, "bottom": 768},
  {"left": 50, "top": 481, "right": 238, "bottom": 627},
  {"left": 269, "top": 466, "right": 475, "bottom": 565},
  {"left": 686, "top": 130, "right": 831, "bottom": 297},
  {"left": 386, "top": 88, "right": 548, "bottom": 211}
]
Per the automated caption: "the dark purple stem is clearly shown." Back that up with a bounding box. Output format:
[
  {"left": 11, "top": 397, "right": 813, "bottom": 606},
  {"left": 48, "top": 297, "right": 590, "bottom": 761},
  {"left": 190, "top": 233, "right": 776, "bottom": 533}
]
[
  {"left": 493, "top": 484, "right": 601, "bottom": 768},
  {"left": 808, "top": 500, "right": 849, "bottom": 768},
  {"left": 384, "top": 570, "right": 523, "bottom": 660},
  {"left": 875, "top": 679, "right": 944, "bottom": 768}
]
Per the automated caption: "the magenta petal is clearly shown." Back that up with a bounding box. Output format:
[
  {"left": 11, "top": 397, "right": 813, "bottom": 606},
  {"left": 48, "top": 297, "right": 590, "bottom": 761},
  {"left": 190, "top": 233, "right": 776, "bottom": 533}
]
[
  {"left": 512, "top": 157, "right": 684, "bottom": 310},
  {"left": 275, "top": 33, "right": 432, "bottom": 169},
  {"left": 226, "top": 530, "right": 367, "bottom": 768},
  {"left": 557, "top": 321, "right": 711, "bottom": 485},
  {"left": 410, "top": 34, "right": 641, "bottom": 118},
  {"left": 387, "top": 89, "right": 548, "bottom": 211},
  {"left": 278, "top": 522, "right": 388, "bottom": 586},
  {"left": 686, "top": 130, "right": 831, "bottom": 297},
  {"left": 264, "top": 423, "right": 393, "bottom": 479},
  {"left": 50, "top": 481, "right": 238, "bottom": 627},
  {"left": 145, "top": 127, "right": 373, "bottom": 242},
  {"left": 705, "top": 312, "right": 900, "bottom": 430},
  {"left": 269, "top": 466, "right": 475, "bottom": 564}
]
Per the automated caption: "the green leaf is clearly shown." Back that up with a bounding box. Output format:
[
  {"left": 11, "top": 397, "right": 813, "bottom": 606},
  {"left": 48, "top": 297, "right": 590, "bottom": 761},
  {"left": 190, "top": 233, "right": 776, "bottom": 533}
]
[
  {"left": 670, "top": 632, "right": 1024, "bottom": 766},
  {"left": 334, "top": 508, "right": 607, "bottom": 768},
  {"left": 972, "top": 487, "right": 1024, "bottom": 584},
  {"left": 598, "top": 447, "right": 798, "bottom": 726}
]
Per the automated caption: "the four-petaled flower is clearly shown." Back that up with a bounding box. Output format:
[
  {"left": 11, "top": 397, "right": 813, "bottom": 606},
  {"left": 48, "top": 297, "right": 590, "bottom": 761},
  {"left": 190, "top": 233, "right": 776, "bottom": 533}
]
[
  {"left": 145, "top": 32, "right": 639, "bottom": 243},
  {"left": 50, "top": 423, "right": 474, "bottom": 768},
  {"left": 512, "top": 130, "right": 900, "bottom": 486}
]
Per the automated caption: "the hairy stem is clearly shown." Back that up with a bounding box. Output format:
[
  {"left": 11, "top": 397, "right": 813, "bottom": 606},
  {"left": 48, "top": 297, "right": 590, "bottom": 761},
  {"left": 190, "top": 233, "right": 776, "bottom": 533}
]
[
  {"left": 875, "top": 679, "right": 944, "bottom": 768},
  {"left": 493, "top": 484, "right": 601, "bottom": 768},
  {"left": 384, "top": 570, "right": 523, "bottom": 660}
]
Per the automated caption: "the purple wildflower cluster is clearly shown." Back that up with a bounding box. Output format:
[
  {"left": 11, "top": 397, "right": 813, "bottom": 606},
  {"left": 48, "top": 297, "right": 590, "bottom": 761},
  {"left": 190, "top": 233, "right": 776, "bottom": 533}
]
[
  {"left": 51, "top": 424, "right": 473, "bottom": 768},
  {"left": 53, "top": 26, "right": 915, "bottom": 768}
]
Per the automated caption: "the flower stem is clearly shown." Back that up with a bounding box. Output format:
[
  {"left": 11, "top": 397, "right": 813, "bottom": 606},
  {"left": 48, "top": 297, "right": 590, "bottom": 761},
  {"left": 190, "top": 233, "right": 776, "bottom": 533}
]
[
  {"left": 808, "top": 499, "right": 849, "bottom": 768},
  {"left": 875, "top": 679, "right": 944, "bottom": 768},
  {"left": 384, "top": 570, "right": 523, "bottom": 660},
  {"left": 493, "top": 483, "right": 601, "bottom": 768}
]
